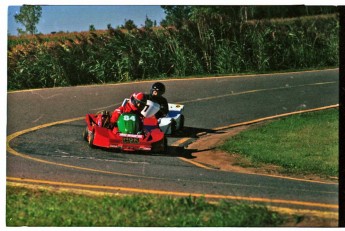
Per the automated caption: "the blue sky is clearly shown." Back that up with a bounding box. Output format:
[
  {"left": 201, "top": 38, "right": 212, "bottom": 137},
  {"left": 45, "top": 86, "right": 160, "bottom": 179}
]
[
  {"left": 6, "top": 1, "right": 342, "bottom": 35},
  {"left": 8, "top": 5, "right": 167, "bottom": 35}
]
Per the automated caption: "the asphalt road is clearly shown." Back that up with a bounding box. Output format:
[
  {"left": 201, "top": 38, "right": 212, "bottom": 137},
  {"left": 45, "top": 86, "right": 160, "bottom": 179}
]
[{"left": 7, "top": 69, "right": 339, "bottom": 213}]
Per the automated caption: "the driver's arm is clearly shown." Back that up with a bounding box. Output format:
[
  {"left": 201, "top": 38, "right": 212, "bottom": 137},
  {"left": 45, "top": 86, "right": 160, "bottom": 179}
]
[{"left": 156, "top": 97, "right": 169, "bottom": 118}]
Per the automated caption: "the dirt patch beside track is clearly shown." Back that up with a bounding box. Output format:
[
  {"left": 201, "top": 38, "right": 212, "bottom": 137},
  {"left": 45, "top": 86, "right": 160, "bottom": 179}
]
[{"left": 185, "top": 123, "right": 338, "bottom": 184}]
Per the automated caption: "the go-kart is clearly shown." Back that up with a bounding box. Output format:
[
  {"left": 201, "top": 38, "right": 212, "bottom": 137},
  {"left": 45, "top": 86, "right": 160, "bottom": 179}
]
[{"left": 83, "top": 100, "right": 167, "bottom": 153}]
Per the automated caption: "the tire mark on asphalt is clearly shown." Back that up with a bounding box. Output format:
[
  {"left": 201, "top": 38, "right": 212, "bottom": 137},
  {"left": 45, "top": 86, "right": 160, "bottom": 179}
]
[
  {"left": 52, "top": 150, "right": 150, "bottom": 165},
  {"left": 30, "top": 91, "right": 63, "bottom": 99},
  {"left": 90, "top": 101, "right": 122, "bottom": 111},
  {"left": 175, "top": 81, "right": 337, "bottom": 104},
  {"left": 32, "top": 114, "right": 44, "bottom": 123}
]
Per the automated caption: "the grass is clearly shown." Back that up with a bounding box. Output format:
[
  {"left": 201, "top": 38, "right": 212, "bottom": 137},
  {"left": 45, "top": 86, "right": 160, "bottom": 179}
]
[
  {"left": 6, "top": 185, "right": 284, "bottom": 227},
  {"left": 220, "top": 108, "right": 338, "bottom": 177}
]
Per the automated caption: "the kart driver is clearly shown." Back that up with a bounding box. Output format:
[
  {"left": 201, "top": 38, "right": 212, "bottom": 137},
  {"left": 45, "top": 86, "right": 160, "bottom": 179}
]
[
  {"left": 109, "top": 92, "right": 147, "bottom": 127},
  {"left": 145, "top": 82, "right": 169, "bottom": 119}
]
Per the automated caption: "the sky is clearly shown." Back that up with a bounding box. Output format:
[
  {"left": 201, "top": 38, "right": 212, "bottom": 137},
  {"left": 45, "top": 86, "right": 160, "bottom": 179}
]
[
  {"left": 5, "top": 0, "right": 342, "bottom": 35},
  {"left": 7, "top": 5, "right": 167, "bottom": 35}
]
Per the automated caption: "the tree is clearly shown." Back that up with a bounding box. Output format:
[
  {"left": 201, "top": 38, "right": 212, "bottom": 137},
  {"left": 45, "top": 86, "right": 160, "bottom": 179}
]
[
  {"left": 144, "top": 15, "right": 154, "bottom": 29},
  {"left": 160, "top": 6, "right": 191, "bottom": 29},
  {"left": 89, "top": 24, "right": 96, "bottom": 31},
  {"left": 15, "top": 5, "right": 42, "bottom": 35},
  {"left": 122, "top": 19, "right": 137, "bottom": 30}
]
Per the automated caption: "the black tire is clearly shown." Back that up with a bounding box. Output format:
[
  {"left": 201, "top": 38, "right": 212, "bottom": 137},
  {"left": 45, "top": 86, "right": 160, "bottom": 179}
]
[
  {"left": 162, "top": 137, "right": 168, "bottom": 153},
  {"left": 82, "top": 127, "right": 88, "bottom": 141},
  {"left": 152, "top": 137, "right": 168, "bottom": 154},
  {"left": 179, "top": 114, "right": 185, "bottom": 130},
  {"left": 170, "top": 119, "right": 177, "bottom": 135},
  {"left": 88, "top": 131, "right": 95, "bottom": 148}
]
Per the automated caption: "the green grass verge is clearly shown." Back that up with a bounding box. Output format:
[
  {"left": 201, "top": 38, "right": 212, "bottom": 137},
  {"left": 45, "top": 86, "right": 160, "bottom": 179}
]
[
  {"left": 220, "top": 108, "right": 338, "bottom": 177},
  {"left": 6, "top": 185, "right": 284, "bottom": 227}
]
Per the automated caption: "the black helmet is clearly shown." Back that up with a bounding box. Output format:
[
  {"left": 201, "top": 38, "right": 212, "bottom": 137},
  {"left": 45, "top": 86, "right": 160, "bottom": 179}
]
[{"left": 150, "top": 82, "right": 166, "bottom": 96}]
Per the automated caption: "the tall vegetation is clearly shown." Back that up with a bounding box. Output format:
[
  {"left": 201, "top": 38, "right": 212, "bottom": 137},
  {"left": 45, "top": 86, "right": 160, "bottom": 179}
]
[{"left": 7, "top": 6, "right": 339, "bottom": 90}]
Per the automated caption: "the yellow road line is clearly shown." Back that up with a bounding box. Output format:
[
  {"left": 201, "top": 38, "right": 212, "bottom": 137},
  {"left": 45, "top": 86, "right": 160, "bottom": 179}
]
[
  {"left": 7, "top": 177, "right": 338, "bottom": 210},
  {"left": 7, "top": 181, "right": 123, "bottom": 198},
  {"left": 6, "top": 118, "right": 213, "bottom": 181},
  {"left": 7, "top": 116, "right": 84, "bottom": 141},
  {"left": 7, "top": 181, "right": 338, "bottom": 219},
  {"left": 213, "top": 104, "right": 339, "bottom": 131},
  {"left": 177, "top": 157, "right": 214, "bottom": 170},
  {"left": 8, "top": 68, "right": 338, "bottom": 94},
  {"left": 6, "top": 181, "right": 338, "bottom": 219},
  {"left": 179, "top": 156, "right": 338, "bottom": 185},
  {"left": 267, "top": 206, "right": 338, "bottom": 219},
  {"left": 6, "top": 116, "right": 149, "bottom": 178},
  {"left": 172, "top": 137, "right": 191, "bottom": 146},
  {"left": 177, "top": 104, "right": 339, "bottom": 185}
]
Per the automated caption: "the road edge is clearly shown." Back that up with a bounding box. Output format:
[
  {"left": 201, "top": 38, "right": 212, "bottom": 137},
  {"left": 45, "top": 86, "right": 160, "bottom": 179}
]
[{"left": 175, "top": 104, "right": 339, "bottom": 185}]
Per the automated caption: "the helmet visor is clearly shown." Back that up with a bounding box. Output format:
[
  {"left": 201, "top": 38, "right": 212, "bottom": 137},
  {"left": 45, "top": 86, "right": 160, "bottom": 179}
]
[
  {"left": 151, "top": 89, "right": 163, "bottom": 96},
  {"left": 131, "top": 96, "right": 146, "bottom": 110}
]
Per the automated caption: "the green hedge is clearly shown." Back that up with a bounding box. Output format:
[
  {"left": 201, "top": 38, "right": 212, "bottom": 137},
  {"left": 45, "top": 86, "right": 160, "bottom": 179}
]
[{"left": 7, "top": 14, "right": 339, "bottom": 90}]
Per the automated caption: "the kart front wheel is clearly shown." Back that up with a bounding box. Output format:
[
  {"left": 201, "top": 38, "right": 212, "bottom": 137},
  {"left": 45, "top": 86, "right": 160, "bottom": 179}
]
[
  {"left": 88, "top": 131, "right": 95, "bottom": 148},
  {"left": 82, "top": 127, "right": 88, "bottom": 141}
]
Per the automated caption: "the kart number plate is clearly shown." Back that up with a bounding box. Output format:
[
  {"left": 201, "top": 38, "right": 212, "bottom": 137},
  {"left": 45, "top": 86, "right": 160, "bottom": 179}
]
[{"left": 123, "top": 137, "right": 139, "bottom": 144}]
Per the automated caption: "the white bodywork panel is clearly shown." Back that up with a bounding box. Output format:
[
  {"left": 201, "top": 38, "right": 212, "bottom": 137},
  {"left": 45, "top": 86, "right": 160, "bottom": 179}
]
[{"left": 159, "top": 103, "right": 184, "bottom": 134}]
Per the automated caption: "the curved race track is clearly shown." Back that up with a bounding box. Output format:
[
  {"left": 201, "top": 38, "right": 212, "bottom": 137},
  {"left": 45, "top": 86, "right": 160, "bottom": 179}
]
[{"left": 7, "top": 69, "right": 339, "bottom": 216}]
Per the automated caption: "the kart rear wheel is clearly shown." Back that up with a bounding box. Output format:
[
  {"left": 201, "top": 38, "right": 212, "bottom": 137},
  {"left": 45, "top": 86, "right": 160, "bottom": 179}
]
[
  {"left": 179, "top": 115, "right": 185, "bottom": 130},
  {"left": 152, "top": 137, "right": 167, "bottom": 154},
  {"left": 171, "top": 119, "right": 177, "bottom": 134},
  {"left": 163, "top": 137, "right": 168, "bottom": 153}
]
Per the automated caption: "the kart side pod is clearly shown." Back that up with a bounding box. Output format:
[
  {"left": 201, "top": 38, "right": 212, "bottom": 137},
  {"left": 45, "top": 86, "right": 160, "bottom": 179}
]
[{"left": 159, "top": 103, "right": 185, "bottom": 134}]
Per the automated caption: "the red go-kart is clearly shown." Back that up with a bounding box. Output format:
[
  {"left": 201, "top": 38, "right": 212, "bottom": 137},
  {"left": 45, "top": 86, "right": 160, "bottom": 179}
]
[{"left": 83, "top": 100, "right": 167, "bottom": 153}]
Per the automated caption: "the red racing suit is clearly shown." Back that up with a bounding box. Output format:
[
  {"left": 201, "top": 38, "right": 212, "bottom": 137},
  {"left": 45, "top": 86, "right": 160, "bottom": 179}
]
[{"left": 110, "top": 101, "right": 143, "bottom": 124}]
